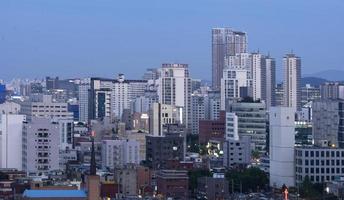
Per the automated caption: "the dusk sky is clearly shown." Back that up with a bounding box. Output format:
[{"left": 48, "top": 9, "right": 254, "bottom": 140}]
[{"left": 1, "top": 0, "right": 344, "bottom": 81}]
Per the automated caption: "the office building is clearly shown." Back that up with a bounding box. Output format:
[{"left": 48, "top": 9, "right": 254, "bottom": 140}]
[
  {"left": 312, "top": 100, "right": 344, "bottom": 147},
  {"left": 212, "top": 28, "right": 248, "bottom": 90},
  {"left": 205, "top": 90, "right": 221, "bottom": 120},
  {"left": 22, "top": 118, "right": 60, "bottom": 175},
  {"left": 0, "top": 84, "right": 5, "bottom": 104},
  {"left": 283, "top": 53, "right": 301, "bottom": 111},
  {"left": 227, "top": 101, "right": 267, "bottom": 152},
  {"left": 295, "top": 146, "right": 344, "bottom": 184},
  {"left": 269, "top": 107, "right": 295, "bottom": 188},
  {"left": 301, "top": 84, "right": 321, "bottom": 106},
  {"left": 20, "top": 94, "right": 73, "bottom": 121}
]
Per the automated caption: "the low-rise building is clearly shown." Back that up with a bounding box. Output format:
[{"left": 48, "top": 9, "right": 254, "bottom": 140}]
[{"left": 156, "top": 170, "right": 189, "bottom": 200}]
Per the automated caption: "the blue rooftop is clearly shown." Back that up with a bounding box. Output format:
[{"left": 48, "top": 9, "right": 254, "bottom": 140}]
[{"left": 23, "top": 190, "right": 87, "bottom": 198}]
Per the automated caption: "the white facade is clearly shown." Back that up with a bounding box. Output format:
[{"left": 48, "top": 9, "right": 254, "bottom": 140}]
[
  {"left": 158, "top": 63, "right": 191, "bottom": 130},
  {"left": 221, "top": 67, "right": 250, "bottom": 110},
  {"left": 0, "top": 114, "right": 26, "bottom": 170},
  {"left": 225, "top": 112, "right": 239, "bottom": 140},
  {"left": 20, "top": 95, "right": 73, "bottom": 121},
  {"left": 22, "top": 118, "right": 60, "bottom": 175},
  {"left": 191, "top": 93, "right": 206, "bottom": 134},
  {"left": 149, "top": 103, "right": 182, "bottom": 136},
  {"left": 283, "top": 54, "right": 301, "bottom": 111},
  {"left": 0, "top": 102, "right": 21, "bottom": 114},
  {"left": 261, "top": 56, "right": 276, "bottom": 109},
  {"left": 269, "top": 107, "right": 295, "bottom": 188},
  {"left": 102, "top": 139, "right": 140, "bottom": 169},
  {"left": 78, "top": 78, "right": 91, "bottom": 122},
  {"left": 251, "top": 53, "right": 262, "bottom": 101}
]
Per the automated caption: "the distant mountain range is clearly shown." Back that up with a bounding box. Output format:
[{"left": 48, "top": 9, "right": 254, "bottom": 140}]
[
  {"left": 304, "top": 70, "right": 344, "bottom": 82},
  {"left": 301, "top": 77, "right": 327, "bottom": 87}
]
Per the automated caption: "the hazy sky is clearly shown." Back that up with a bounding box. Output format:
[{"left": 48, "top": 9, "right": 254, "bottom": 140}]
[{"left": 1, "top": 0, "right": 344, "bottom": 81}]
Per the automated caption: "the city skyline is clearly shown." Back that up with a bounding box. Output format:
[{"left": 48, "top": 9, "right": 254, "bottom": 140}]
[{"left": 1, "top": 0, "right": 344, "bottom": 81}]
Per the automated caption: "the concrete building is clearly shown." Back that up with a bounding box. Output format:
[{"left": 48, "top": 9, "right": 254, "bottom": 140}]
[
  {"left": 261, "top": 55, "right": 276, "bottom": 109},
  {"left": 212, "top": 28, "right": 248, "bottom": 90},
  {"left": 223, "top": 136, "right": 251, "bottom": 168},
  {"left": 78, "top": 78, "right": 91, "bottom": 122},
  {"left": 158, "top": 63, "right": 192, "bottom": 131},
  {"left": 295, "top": 146, "right": 344, "bottom": 184},
  {"left": 205, "top": 90, "right": 221, "bottom": 120},
  {"left": 101, "top": 139, "right": 140, "bottom": 169},
  {"left": 301, "top": 84, "right": 321, "bottom": 106},
  {"left": 227, "top": 101, "right": 267, "bottom": 152},
  {"left": 0, "top": 114, "right": 26, "bottom": 170},
  {"left": 132, "top": 89, "right": 158, "bottom": 113},
  {"left": 199, "top": 111, "right": 225, "bottom": 145},
  {"left": 22, "top": 118, "right": 60, "bottom": 175},
  {"left": 0, "top": 101, "right": 20, "bottom": 114},
  {"left": 269, "top": 107, "right": 295, "bottom": 188},
  {"left": 114, "top": 164, "right": 138, "bottom": 198},
  {"left": 197, "top": 173, "right": 229, "bottom": 200},
  {"left": 148, "top": 103, "right": 182, "bottom": 136},
  {"left": 146, "top": 135, "right": 184, "bottom": 169},
  {"left": 112, "top": 74, "right": 147, "bottom": 119},
  {"left": 221, "top": 67, "right": 251, "bottom": 110},
  {"left": 191, "top": 93, "right": 206, "bottom": 135},
  {"left": 283, "top": 53, "right": 301, "bottom": 111},
  {"left": 312, "top": 100, "right": 344, "bottom": 147},
  {"left": 156, "top": 170, "right": 189, "bottom": 200},
  {"left": 94, "top": 88, "right": 112, "bottom": 119},
  {"left": 320, "top": 82, "right": 344, "bottom": 100},
  {"left": 20, "top": 95, "right": 73, "bottom": 121}
]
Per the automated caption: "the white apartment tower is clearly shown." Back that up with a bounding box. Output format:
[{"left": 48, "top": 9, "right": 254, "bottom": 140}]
[
  {"left": 261, "top": 55, "right": 276, "bottom": 109},
  {"left": 212, "top": 28, "right": 248, "bottom": 90},
  {"left": 283, "top": 54, "right": 301, "bottom": 111},
  {"left": 269, "top": 107, "right": 295, "bottom": 188},
  {"left": 158, "top": 63, "right": 191, "bottom": 130}
]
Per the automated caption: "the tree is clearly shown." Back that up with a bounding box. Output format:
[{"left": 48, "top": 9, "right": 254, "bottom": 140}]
[
  {"left": 188, "top": 169, "right": 212, "bottom": 195},
  {"left": 226, "top": 167, "right": 268, "bottom": 193}
]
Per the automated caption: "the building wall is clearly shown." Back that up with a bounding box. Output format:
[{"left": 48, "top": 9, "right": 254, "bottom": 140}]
[
  {"left": 223, "top": 136, "right": 251, "bottom": 168},
  {"left": 0, "top": 114, "right": 26, "bottom": 170},
  {"left": 269, "top": 107, "right": 295, "bottom": 188},
  {"left": 22, "top": 118, "right": 60, "bottom": 175},
  {"left": 295, "top": 147, "right": 344, "bottom": 184}
]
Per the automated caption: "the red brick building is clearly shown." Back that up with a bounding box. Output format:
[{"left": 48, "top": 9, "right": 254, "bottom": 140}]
[
  {"left": 199, "top": 111, "right": 225, "bottom": 145},
  {"left": 156, "top": 170, "right": 189, "bottom": 200}
]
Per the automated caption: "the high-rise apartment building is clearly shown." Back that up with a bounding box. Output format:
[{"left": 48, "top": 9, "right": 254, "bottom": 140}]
[
  {"left": 212, "top": 28, "right": 248, "bottom": 90},
  {"left": 261, "top": 55, "right": 276, "bottom": 108},
  {"left": 158, "top": 63, "right": 191, "bottom": 131},
  {"left": 78, "top": 78, "right": 91, "bottom": 122},
  {"left": 283, "top": 53, "right": 301, "bottom": 111},
  {"left": 320, "top": 82, "right": 344, "bottom": 100},
  {"left": 190, "top": 93, "right": 206, "bottom": 135}
]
